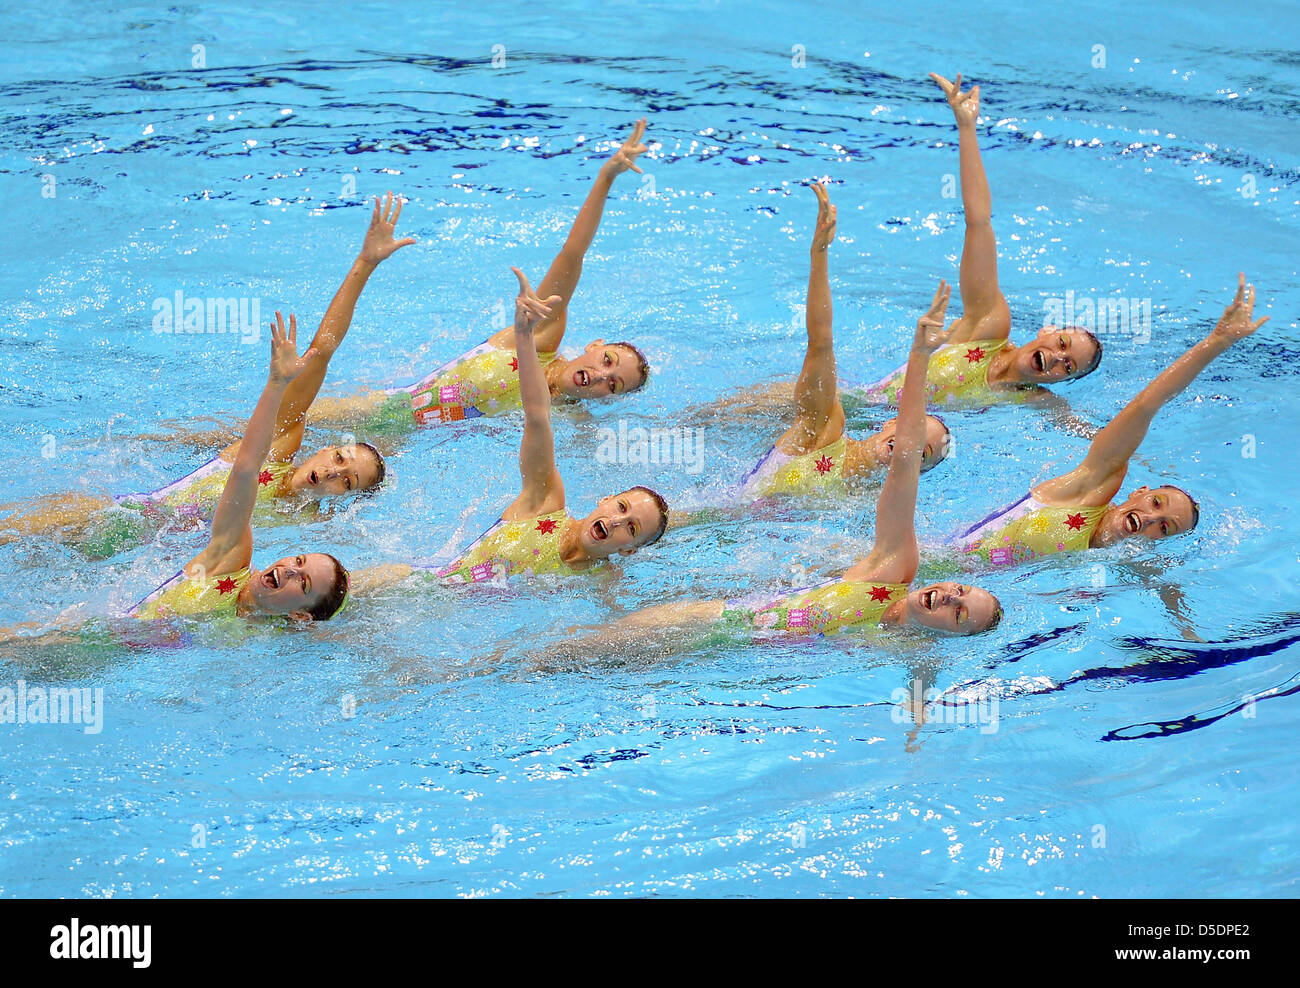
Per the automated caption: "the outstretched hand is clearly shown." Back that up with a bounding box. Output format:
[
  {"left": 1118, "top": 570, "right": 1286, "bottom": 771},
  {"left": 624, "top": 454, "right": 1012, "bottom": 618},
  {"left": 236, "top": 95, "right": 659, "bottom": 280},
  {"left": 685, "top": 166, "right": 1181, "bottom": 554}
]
[
  {"left": 810, "top": 182, "right": 837, "bottom": 252},
  {"left": 511, "top": 267, "right": 562, "bottom": 335},
  {"left": 913, "top": 280, "right": 952, "bottom": 353},
  {"left": 1212, "top": 272, "right": 1269, "bottom": 344},
  {"left": 929, "top": 72, "right": 980, "bottom": 126},
  {"left": 268, "top": 311, "right": 317, "bottom": 383},
  {"left": 360, "top": 191, "right": 417, "bottom": 264},
  {"left": 604, "top": 117, "right": 649, "bottom": 177}
]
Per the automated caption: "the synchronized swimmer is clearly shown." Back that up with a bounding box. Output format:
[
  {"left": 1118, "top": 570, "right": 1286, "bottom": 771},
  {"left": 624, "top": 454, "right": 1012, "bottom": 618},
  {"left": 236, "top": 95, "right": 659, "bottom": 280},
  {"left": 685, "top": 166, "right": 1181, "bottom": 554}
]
[{"left": 0, "top": 73, "right": 1272, "bottom": 653}]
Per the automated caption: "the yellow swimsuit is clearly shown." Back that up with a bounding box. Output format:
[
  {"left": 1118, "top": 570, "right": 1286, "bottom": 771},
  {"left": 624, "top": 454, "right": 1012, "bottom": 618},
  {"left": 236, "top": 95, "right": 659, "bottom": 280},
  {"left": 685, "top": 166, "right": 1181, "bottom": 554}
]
[
  {"left": 131, "top": 567, "right": 252, "bottom": 620},
  {"left": 434, "top": 509, "right": 575, "bottom": 584},
  {"left": 728, "top": 577, "right": 909, "bottom": 636},
  {"left": 955, "top": 493, "right": 1107, "bottom": 566},
  {"left": 736, "top": 435, "right": 849, "bottom": 500},
  {"left": 116, "top": 457, "right": 293, "bottom": 521},
  {"left": 859, "top": 339, "right": 1014, "bottom": 407},
  {"left": 397, "top": 338, "right": 558, "bottom": 426}
]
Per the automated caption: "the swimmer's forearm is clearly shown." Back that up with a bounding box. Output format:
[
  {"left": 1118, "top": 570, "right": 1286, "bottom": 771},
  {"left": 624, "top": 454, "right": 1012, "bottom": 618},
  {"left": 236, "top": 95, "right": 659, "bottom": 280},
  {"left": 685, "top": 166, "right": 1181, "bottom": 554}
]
[
  {"left": 1138, "top": 332, "right": 1232, "bottom": 413},
  {"left": 870, "top": 341, "right": 931, "bottom": 557},
  {"left": 311, "top": 257, "right": 377, "bottom": 359},
  {"left": 515, "top": 322, "right": 551, "bottom": 426},
  {"left": 225, "top": 378, "right": 290, "bottom": 504},
  {"left": 957, "top": 120, "right": 992, "bottom": 227},
  {"left": 1082, "top": 334, "right": 1230, "bottom": 478},
  {"left": 806, "top": 249, "right": 832, "bottom": 347},
  {"left": 566, "top": 168, "right": 618, "bottom": 257},
  {"left": 1115, "top": 334, "right": 1228, "bottom": 434}
]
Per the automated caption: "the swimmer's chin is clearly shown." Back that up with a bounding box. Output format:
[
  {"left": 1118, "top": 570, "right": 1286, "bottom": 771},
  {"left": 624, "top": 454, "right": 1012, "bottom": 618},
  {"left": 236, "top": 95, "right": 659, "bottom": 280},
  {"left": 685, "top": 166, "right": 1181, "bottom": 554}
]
[{"left": 286, "top": 467, "right": 328, "bottom": 501}]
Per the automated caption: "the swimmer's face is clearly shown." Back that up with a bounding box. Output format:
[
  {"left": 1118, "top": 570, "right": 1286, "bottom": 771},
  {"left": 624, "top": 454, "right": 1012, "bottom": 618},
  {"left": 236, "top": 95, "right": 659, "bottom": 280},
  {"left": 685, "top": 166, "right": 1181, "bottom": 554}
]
[
  {"left": 576, "top": 488, "right": 664, "bottom": 560},
  {"left": 250, "top": 553, "right": 339, "bottom": 619},
  {"left": 906, "top": 582, "right": 1001, "bottom": 635},
  {"left": 1100, "top": 485, "right": 1197, "bottom": 543},
  {"left": 1016, "top": 327, "right": 1100, "bottom": 384},
  {"left": 291, "top": 444, "right": 383, "bottom": 499},
  {"left": 870, "top": 415, "right": 950, "bottom": 473},
  {"left": 556, "top": 340, "right": 646, "bottom": 400}
]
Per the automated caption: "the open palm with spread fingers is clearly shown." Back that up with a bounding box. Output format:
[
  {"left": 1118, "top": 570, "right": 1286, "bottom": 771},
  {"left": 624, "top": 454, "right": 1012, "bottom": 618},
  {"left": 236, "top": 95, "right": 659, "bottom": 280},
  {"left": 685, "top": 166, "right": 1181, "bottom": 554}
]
[
  {"left": 1213, "top": 273, "right": 1270, "bottom": 344},
  {"left": 511, "top": 267, "right": 563, "bottom": 334},
  {"left": 604, "top": 117, "right": 649, "bottom": 176},
  {"left": 930, "top": 72, "right": 980, "bottom": 126},
  {"left": 360, "top": 191, "right": 417, "bottom": 264},
  {"left": 268, "top": 311, "right": 316, "bottom": 383}
]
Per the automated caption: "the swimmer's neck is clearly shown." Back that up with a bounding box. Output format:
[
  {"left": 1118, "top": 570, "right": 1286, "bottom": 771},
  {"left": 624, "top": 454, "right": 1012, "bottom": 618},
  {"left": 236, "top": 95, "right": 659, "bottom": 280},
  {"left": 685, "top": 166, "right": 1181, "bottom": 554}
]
[
  {"left": 558, "top": 516, "right": 596, "bottom": 569},
  {"left": 843, "top": 436, "right": 887, "bottom": 476},
  {"left": 1088, "top": 504, "right": 1122, "bottom": 548},
  {"left": 235, "top": 574, "right": 256, "bottom": 618},
  {"left": 544, "top": 356, "right": 569, "bottom": 399},
  {"left": 985, "top": 341, "right": 1023, "bottom": 386},
  {"left": 881, "top": 597, "right": 909, "bottom": 626}
]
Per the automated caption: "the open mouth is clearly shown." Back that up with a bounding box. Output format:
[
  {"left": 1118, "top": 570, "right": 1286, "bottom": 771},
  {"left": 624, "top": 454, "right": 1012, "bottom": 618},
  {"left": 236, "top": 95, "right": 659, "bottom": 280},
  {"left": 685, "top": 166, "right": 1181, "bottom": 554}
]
[
  {"left": 575, "top": 368, "right": 591, "bottom": 388},
  {"left": 922, "top": 587, "right": 938, "bottom": 610},
  {"left": 309, "top": 469, "right": 320, "bottom": 486},
  {"left": 590, "top": 519, "right": 609, "bottom": 541},
  {"left": 262, "top": 567, "right": 281, "bottom": 590},
  {"left": 1125, "top": 511, "right": 1141, "bottom": 534},
  {"left": 1032, "top": 349, "right": 1047, "bottom": 373}
]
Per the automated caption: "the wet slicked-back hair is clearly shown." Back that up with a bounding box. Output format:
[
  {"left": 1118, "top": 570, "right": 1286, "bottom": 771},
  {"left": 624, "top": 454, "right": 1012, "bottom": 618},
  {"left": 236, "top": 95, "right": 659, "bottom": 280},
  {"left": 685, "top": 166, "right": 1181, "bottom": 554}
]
[
  {"left": 628, "top": 485, "right": 669, "bottom": 546},
  {"left": 307, "top": 555, "right": 349, "bottom": 621}
]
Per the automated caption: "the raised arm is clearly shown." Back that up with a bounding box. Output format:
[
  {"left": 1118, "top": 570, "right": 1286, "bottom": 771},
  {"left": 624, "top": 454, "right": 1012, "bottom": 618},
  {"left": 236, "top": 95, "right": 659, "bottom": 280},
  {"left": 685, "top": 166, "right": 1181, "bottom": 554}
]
[
  {"left": 270, "top": 193, "right": 415, "bottom": 459},
  {"left": 191, "top": 313, "right": 316, "bottom": 576},
  {"left": 929, "top": 73, "right": 1010, "bottom": 344},
  {"left": 526, "top": 119, "right": 648, "bottom": 354},
  {"left": 783, "top": 183, "right": 844, "bottom": 450},
  {"left": 504, "top": 268, "right": 566, "bottom": 520},
  {"left": 847, "top": 282, "right": 951, "bottom": 583},
  {"left": 1044, "top": 274, "right": 1268, "bottom": 502}
]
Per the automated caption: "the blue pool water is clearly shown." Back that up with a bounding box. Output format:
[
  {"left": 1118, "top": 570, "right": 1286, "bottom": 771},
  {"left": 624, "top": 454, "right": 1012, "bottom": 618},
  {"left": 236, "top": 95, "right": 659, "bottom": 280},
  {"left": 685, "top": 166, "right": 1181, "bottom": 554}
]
[{"left": 1, "top": 0, "right": 1297, "bottom": 897}]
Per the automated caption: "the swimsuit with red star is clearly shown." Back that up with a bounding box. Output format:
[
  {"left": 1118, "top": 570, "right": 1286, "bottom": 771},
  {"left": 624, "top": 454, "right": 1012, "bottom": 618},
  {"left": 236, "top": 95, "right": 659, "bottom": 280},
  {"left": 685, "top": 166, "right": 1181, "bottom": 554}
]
[
  {"left": 115, "top": 456, "right": 294, "bottom": 522},
  {"left": 735, "top": 434, "right": 849, "bottom": 501},
  {"left": 379, "top": 337, "right": 559, "bottom": 427},
  {"left": 130, "top": 566, "right": 252, "bottom": 620},
  {"left": 730, "top": 577, "right": 911, "bottom": 636},
  {"left": 857, "top": 338, "right": 1015, "bottom": 408},
  {"left": 953, "top": 492, "right": 1108, "bottom": 567},
  {"left": 432, "top": 509, "right": 576, "bottom": 585}
]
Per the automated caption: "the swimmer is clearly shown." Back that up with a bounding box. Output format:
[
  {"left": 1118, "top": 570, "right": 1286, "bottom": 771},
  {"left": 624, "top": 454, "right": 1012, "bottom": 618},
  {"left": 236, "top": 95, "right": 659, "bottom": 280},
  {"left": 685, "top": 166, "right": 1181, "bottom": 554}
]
[
  {"left": 0, "top": 194, "right": 412, "bottom": 558},
  {"left": 0, "top": 313, "right": 350, "bottom": 640},
  {"left": 689, "top": 72, "right": 1105, "bottom": 431},
  {"left": 304, "top": 119, "right": 655, "bottom": 432},
  {"left": 857, "top": 72, "right": 1105, "bottom": 407},
  {"left": 351, "top": 267, "right": 670, "bottom": 593},
  {"left": 542, "top": 272, "right": 1002, "bottom": 662},
  {"left": 669, "top": 184, "right": 950, "bottom": 531},
  {"left": 953, "top": 274, "right": 1268, "bottom": 567}
]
